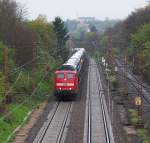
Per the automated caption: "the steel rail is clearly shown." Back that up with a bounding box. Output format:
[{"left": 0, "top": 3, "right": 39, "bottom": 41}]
[
  {"left": 56, "top": 102, "right": 72, "bottom": 143},
  {"left": 34, "top": 101, "right": 73, "bottom": 143},
  {"left": 95, "top": 65, "right": 111, "bottom": 143},
  {"left": 115, "top": 57, "right": 150, "bottom": 91},
  {"left": 115, "top": 58, "right": 150, "bottom": 104},
  {"left": 87, "top": 61, "right": 92, "bottom": 143},
  {"left": 97, "top": 57, "right": 150, "bottom": 104},
  {"left": 34, "top": 102, "right": 60, "bottom": 143}
]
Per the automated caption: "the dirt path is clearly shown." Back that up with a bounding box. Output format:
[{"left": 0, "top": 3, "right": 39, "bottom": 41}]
[{"left": 12, "top": 102, "right": 47, "bottom": 143}]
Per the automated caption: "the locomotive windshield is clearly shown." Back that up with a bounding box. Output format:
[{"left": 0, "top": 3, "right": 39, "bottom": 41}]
[
  {"left": 57, "top": 73, "right": 64, "bottom": 79},
  {"left": 58, "top": 65, "right": 75, "bottom": 71},
  {"left": 67, "top": 73, "right": 74, "bottom": 79}
]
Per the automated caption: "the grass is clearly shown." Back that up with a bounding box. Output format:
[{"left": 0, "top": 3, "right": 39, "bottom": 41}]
[
  {"left": 128, "top": 109, "right": 139, "bottom": 125},
  {"left": 0, "top": 59, "right": 59, "bottom": 143},
  {"left": 0, "top": 104, "right": 30, "bottom": 143},
  {"left": 128, "top": 108, "right": 150, "bottom": 143},
  {"left": 0, "top": 77, "right": 54, "bottom": 143},
  {"left": 137, "top": 128, "right": 150, "bottom": 143}
]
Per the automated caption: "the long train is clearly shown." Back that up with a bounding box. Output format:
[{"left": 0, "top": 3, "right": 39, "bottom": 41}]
[{"left": 54, "top": 48, "right": 86, "bottom": 97}]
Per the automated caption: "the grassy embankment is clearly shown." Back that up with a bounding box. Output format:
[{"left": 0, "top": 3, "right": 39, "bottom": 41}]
[{"left": 0, "top": 59, "right": 60, "bottom": 143}]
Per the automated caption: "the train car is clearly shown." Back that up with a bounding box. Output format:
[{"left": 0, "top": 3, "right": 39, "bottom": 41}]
[{"left": 54, "top": 48, "right": 85, "bottom": 97}]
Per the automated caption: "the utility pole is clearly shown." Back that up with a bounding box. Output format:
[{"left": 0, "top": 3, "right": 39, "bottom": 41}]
[
  {"left": 32, "top": 42, "right": 37, "bottom": 70},
  {"left": 32, "top": 42, "right": 37, "bottom": 90},
  {"left": 106, "top": 32, "right": 114, "bottom": 122},
  {"left": 4, "top": 47, "right": 11, "bottom": 103},
  {"left": 4, "top": 47, "right": 9, "bottom": 79},
  {"left": 123, "top": 51, "right": 128, "bottom": 97},
  {"left": 135, "top": 52, "right": 143, "bottom": 128}
]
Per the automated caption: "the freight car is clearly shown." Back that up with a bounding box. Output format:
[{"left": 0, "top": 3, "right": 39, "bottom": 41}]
[{"left": 54, "top": 48, "right": 85, "bottom": 98}]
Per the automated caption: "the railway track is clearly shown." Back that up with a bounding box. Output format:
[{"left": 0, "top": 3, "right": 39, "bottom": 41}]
[
  {"left": 33, "top": 101, "right": 73, "bottom": 143},
  {"left": 115, "top": 58, "right": 150, "bottom": 104},
  {"left": 84, "top": 59, "right": 114, "bottom": 143},
  {"left": 96, "top": 65, "right": 111, "bottom": 143}
]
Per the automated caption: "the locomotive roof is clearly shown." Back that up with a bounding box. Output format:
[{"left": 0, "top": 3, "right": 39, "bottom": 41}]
[{"left": 63, "top": 48, "right": 85, "bottom": 69}]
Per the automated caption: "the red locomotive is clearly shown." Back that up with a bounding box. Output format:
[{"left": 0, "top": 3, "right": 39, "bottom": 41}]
[{"left": 54, "top": 48, "right": 85, "bottom": 97}]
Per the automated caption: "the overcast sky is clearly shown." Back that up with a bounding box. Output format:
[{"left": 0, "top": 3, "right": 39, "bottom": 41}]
[{"left": 17, "top": 0, "right": 148, "bottom": 21}]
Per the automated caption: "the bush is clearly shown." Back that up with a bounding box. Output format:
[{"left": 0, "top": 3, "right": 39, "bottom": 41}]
[
  {"left": 13, "top": 71, "right": 33, "bottom": 94},
  {"left": 0, "top": 72, "right": 8, "bottom": 102},
  {"left": 35, "top": 81, "right": 53, "bottom": 98}
]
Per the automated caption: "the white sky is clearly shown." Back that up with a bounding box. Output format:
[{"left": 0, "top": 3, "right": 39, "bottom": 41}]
[{"left": 17, "top": 0, "right": 148, "bottom": 21}]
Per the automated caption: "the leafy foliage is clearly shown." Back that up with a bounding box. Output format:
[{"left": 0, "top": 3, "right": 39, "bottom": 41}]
[
  {"left": 0, "top": 42, "right": 5, "bottom": 64},
  {"left": 0, "top": 72, "right": 8, "bottom": 102},
  {"left": 98, "top": 4, "right": 150, "bottom": 84},
  {"left": 28, "top": 15, "right": 57, "bottom": 55},
  {"left": 13, "top": 71, "right": 32, "bottom": 93},
  {"left": 0, "top": 1, "right": 64, "bottom": 142},
  {"left": 53, "top": 17, "right": 69, "bottom": 61},
  {"left": 0, "top": 0, "right": 21, "bottom": 44},
  {"left": 14, "top": 24, "right": 37, "bottom": 67},
  {"left": 129, "top": 24, "right": 150, "bottom": 83},
  {"left": 131, "top": 24, "right": 150, "bottom": 51}
]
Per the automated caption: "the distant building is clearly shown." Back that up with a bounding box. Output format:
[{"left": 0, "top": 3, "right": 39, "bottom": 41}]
[
  {"left": 77, "top": 17, "right": 96, "bottom": 22},
  {"left": 76, "top": 17, "right": 95, "bottom": 32}
]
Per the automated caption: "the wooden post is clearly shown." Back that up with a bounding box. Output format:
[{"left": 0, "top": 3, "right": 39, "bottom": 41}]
[
  {"left": 4, "top": 47, "right": 9, "bottom": 79},
  {"left": 4, "top": 47, "right": 11, "bottom": 103},
  {"left": 135, "top": 94, "right": 143, "bottom": 128},
  {"left": 123, "top": 54, "right": 128, "bottom": 96}
]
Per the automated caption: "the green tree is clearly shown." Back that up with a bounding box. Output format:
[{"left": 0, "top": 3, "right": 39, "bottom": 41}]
[
  {"left": 27, "top": 15, "right": 57, "bottom": 56},
  {"left": 53, "top": 17, "right": 69, "bottom": 60},
  {"left": 130, "top": 24, "right": 150, "bottom": 83},
  {"left": 130, "top": 23, "right": 150, "bottom": 61}
]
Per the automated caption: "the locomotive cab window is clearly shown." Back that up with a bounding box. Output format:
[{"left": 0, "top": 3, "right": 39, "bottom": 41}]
[
  {"left": 57, "top": 73, "right": 64, "bottom": 79},
  {"left": 67, "top": 73, "right": 74, "bottom": 79},
  {"left": 58, "top": 65, "right": 75, "bottom": 71}
]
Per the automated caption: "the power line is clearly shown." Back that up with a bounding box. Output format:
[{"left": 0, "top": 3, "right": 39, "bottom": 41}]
[
  {"left": 0, "top": 47, "right": 68, "bottom": 81},
  {"left": 0, "top": 47, "right": 73, "bottom": 120},
  {"left": 96, "top": 59, "right": 150, "bottom": 105},
  {"left": 0, "top": 64, "right": 51, "bottom": 121},
  {"left": 0, "top": 71, "right": 23, "bottom": 103}
]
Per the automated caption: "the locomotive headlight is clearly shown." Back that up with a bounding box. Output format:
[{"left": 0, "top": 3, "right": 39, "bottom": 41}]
[
  {"left": 56, "top": 83, "right": 64, "bottom": 86},
  {"left": 59, "top": 87, "right": 62, "bottom": 90},
  {"left": 67, "top": 83, "right": 74, "bottom": 86}
]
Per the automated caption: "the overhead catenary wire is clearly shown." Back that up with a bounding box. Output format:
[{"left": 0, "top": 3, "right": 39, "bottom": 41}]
[
  {"left": 113, "top": 59, "right": 150, "bottom": 105},
  {"left": 0, "top": 55, "right": 44, "bottom": 103},
  {"left": 0, "top": 65, "right": 50, "bottom": 121},
  {"left": 115, "top": 57, "right": 150, "bottom": 91},
  {"left": 96, "top": 57, "right": 150, "bottom": 105},
  {"left": 96, "top": 56, "right": 150, "bottom": 93},
  {"left": 0, "top": 46, "right": 68, "bottom": 81},
  {"left": 0, "top": 47, "right": 69, "bottom": 120},
  {"left": 0, "top": 70, "right": 23, "bottom": 103},
  {"left": 84, "top": 63, "right": 150, "bottom": 94}
]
